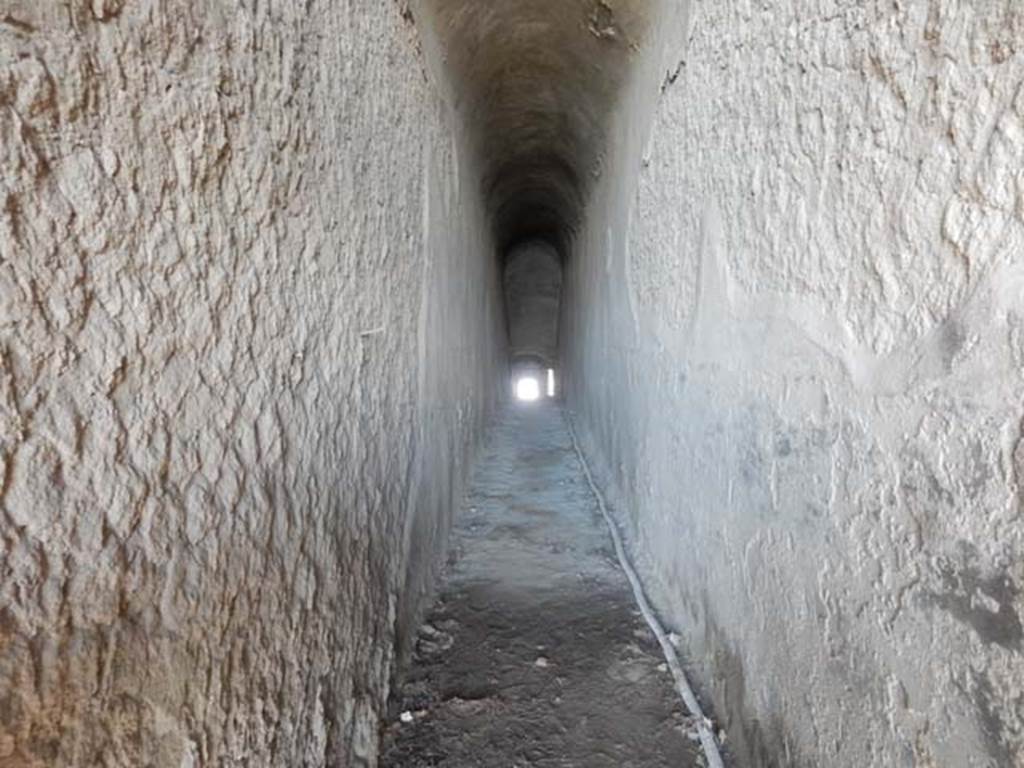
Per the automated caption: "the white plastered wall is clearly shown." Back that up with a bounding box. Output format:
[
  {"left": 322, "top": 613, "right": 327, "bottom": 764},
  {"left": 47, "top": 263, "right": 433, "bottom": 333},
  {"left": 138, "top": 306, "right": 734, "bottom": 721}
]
[{"left": 564, "top": 2, "right": 1024, "bottom": 764}]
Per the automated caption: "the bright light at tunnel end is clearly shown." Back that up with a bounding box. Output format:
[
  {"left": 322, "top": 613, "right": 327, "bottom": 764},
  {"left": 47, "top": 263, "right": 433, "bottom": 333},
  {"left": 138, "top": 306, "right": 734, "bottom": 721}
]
[{"left": 515, "top": 377, "right": 541, "bottom": 402}]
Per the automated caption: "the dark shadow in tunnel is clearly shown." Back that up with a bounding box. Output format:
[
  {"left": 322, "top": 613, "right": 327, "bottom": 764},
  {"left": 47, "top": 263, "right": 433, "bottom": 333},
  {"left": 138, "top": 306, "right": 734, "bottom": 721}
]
[
  {"left": 459, "top": 0, "right": 648, "bottom": 252},
  {"left": 417, "top": 0, "right": 653, "bottom": 395},
  {"left": 503, "top": 239, "right": 563, "bottom": 369}
]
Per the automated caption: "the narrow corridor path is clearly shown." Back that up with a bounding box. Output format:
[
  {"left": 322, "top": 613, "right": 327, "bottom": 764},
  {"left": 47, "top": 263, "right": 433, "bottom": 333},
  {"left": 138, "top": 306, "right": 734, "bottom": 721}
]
[{"left": 382, "top": 403, "right": 701, "bottom": 767}]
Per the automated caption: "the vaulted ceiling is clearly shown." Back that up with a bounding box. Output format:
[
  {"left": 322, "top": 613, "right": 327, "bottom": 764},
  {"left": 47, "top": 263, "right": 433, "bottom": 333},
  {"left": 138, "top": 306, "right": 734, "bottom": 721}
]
[
  {"left": 418, "top": 0, "right": 651, "bottom": 363},
  {"left": 420, "top": 0, "right": 650, "bottom": 254}
]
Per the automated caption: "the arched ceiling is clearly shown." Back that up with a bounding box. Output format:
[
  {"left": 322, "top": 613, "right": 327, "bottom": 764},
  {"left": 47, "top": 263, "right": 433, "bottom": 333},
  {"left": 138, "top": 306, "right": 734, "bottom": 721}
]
[{"left": 419, "top": 0, "right": 651, "bottom": 254}]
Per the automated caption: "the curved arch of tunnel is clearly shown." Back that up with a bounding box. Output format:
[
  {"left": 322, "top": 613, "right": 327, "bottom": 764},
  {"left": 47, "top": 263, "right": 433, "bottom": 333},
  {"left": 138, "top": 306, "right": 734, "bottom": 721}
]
[{"left": 419, "top": 0, "right": 651, "bottom": 383}]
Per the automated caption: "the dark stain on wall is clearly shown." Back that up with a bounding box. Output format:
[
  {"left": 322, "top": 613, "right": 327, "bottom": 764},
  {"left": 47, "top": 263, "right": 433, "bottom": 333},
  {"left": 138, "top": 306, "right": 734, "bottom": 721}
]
[
  {"left": 703, "top": 615, "right": 814, "bottom": 768},
  {"left": 927, "top": 558, "right": 1023, "bottom": 652},
  {"left": 967, "top": 670, "right": 1018, "bottom": 766}
]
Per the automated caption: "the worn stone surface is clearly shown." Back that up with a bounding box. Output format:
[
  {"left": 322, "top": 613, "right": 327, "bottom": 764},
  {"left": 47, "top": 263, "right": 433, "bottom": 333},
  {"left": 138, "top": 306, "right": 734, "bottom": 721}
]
[
  {"left": 382, "top": 401, "right": 700, "bottom": 767},
  {"left": 0, "top": 2, "right": 503, "bottom": 766},
  {"left": 565, "top": 1, "right": 1024, "bottom": 765}
]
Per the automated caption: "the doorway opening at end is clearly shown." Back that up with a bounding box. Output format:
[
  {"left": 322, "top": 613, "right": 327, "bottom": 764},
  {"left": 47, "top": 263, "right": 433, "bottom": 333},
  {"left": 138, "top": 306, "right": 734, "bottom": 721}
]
[
  {"left": 515, "top": 376, "right": 541, "bottom": 402},
  {"left": 513, "top": 368, "right": 557, "bottom": 403}
]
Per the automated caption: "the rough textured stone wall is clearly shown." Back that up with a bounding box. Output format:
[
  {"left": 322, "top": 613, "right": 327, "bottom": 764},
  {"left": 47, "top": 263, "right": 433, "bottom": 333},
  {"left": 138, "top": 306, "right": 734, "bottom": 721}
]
[
  {"left": 0, "top": 2, "right": 503, "bottom": 765},
  {"left": 564, "top": 1, "right": 1024, "bottom": 765}
]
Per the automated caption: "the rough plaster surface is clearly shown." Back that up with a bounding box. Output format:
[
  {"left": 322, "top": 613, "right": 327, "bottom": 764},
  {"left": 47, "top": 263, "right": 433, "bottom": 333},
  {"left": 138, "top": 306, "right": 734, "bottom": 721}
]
[
  {"left": 564, "top": 1, "right": 1024, "bottom": 765},
  {"left": 384, "top": 402, "right": 700, "bottom": 766},
  {"left": 0, "top": 3, "right": 502, "bottom": 765}
]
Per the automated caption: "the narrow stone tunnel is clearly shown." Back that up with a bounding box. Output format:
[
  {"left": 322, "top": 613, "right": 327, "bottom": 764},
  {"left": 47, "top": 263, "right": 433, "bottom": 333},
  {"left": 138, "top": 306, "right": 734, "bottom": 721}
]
[{"left": 2, "top": 1, "right": 1024, "bottom": 767}]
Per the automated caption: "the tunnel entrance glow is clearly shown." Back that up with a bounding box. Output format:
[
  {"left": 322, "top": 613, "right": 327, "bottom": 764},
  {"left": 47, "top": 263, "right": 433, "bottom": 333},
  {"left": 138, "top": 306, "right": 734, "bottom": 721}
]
[{"left": 515, "top": 377, "right": 540, "bottom": 402}]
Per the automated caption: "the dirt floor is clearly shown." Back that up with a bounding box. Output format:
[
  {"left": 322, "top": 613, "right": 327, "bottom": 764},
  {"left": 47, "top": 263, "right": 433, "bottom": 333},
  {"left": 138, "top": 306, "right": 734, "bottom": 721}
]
[{"left": 382, "top": 402, "right": 704, "bottom": 767}]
